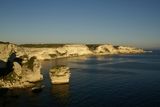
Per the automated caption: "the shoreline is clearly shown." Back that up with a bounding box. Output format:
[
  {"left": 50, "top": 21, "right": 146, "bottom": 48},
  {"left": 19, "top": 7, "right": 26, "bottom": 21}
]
[{"left": 0, "top": 42, "right": 146, "bottom": 88}]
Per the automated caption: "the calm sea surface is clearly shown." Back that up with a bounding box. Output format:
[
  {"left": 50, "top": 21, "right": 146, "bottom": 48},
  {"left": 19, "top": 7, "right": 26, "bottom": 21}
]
[{"left": 0, "top": 51, "right": 160, "bottom": 107}]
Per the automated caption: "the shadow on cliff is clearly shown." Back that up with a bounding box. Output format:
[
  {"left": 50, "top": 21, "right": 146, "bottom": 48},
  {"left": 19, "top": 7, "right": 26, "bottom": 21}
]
[
  {"left": 0, "top": 60, "right": 10, "bottom": 77},
  {"left": 0, "top": 52, "right": 22, "bottom": 77}
]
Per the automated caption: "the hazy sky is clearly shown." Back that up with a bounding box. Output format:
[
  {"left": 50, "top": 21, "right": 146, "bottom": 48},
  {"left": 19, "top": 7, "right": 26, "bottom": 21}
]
[{"left": 0, "top": 0, "right": 160, "bottom": 49}]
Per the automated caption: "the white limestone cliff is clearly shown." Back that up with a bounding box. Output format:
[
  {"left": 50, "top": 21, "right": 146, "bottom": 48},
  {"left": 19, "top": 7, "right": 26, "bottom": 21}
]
[
  {"left": 57, "top": 45, "right": 93, "bottom": 56},
  {"left": 49, "top": 66, "right": 70, "bottom": 84},
  {"left": 0, "top": 42, "right": 146, "bottom": 88},
  {"left": 0, "top": 42, "right": 145, "bottom": 61},
  {"left": 94, "top": 44, "right": 118, "bottom": 54},
  {"left": 17, "top": 44, "right": 93, "bottom": 60},
  {"left": 0, "top": 42, "right": 17, "bottom": 62},
  {"left": 0, "top": 56, "right": 43, "bottom": 88},
  {"left": 117, "top": 46, "right": 144, "bottom": 54},
  {"left": 17, "top": 47, "right": 57, "bottom": 60},
  {"left": 94, "top": 44, "right": 144, "bottom": 55}
]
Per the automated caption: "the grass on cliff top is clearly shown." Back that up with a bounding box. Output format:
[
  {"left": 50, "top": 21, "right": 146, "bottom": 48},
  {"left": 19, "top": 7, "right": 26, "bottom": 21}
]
[
  {"left": 86, "top": 44, "right": 101, "bottom": 50},
  {"left": 0, "top": 41, "right": 10, "bottom": 44},
  {"left": 19, "top": 44, "right": 65, "bottom": 48},
  {"left": 19, "top": 44, "right": 103, "bottom": 49}
]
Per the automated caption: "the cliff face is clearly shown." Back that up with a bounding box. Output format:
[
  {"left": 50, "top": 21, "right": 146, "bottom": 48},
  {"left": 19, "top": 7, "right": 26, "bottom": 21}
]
[
  {"left": 0, "top": 42, "right": 145, "bottom": 61},
  {"left": 0, "top": 56, "right": 43, "bottom": 88},
  {"left": 94, "top": 44, "right": 145, "bottom": 55},
  {"left": 0, "top": 42, "right": 17, "bottom": 62},
  {"left": 117, "top": 46, "right": 144, "bottom": 54},
  {"left": 94, "top": 44, "right": 118, "bottom": 54},
  {"left": 0, "top": 42, "right": 145, "bottom": 88},
  {"left": 17, "top": 44, "right": 93, "bottom": 60},
  {"left": 0, "top": 42, "right": 43, "bottom": 88},
  {"left": 17, "top": 44, "right": 145, "bottom": 60},
  {"left": 17, "top": 47, "right": 57, "bottom": 60},
  {"left": 57, "top": 45, "right": 92, "bottom": 56}
]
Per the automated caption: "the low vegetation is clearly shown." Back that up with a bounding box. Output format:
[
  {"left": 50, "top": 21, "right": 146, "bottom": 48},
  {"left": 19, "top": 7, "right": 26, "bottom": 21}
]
[
  {"left": 19, "top": 44, "right": 65, "bottom": 48},
  {"left": 19, "top": 44, "right": 103, "bottom": 50},
  {"left": 86, "top": 44, "right": 101, "bottom": 51}
]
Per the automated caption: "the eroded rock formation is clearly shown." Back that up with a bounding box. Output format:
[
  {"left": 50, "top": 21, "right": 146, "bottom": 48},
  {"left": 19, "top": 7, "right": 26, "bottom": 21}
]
[
  {"left": 94, "top": 44, "right": 118, "bottom": 54},
  {"left": 0, "top": 41, "right": 145, "bottom": 88},
  {"left": 17, "top": 44, "right": 145, "bottom": 60},
  {"left": 0, "top": 42, "right": 17, "bottom": 62},
  {"left": 49, "top": 66, "right": 70, "bottom": 84},
  {"left": 94, "top": 44, "right": 145, "bottom": 55},
  {"left": 0, "top": 54, "right": 43, "bottom": 88}
]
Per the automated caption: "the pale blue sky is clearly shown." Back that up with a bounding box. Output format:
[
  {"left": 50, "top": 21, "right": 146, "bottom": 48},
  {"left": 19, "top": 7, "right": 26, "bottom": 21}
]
[{"left": 0, "top": 0, "right": 160, "bottom": 49}]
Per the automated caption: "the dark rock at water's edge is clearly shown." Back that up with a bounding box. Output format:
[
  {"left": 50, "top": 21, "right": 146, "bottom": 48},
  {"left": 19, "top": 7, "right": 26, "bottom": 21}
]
[{"left": 31, "top": 84, "right": 45, "bottom": 93}]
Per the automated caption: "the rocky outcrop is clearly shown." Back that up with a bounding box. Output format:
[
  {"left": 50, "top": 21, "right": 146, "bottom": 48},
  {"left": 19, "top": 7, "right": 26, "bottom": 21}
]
[
  {"left": 17, "top": 44, "right": 93, "bottom": 60},
  {"left": 0, "top": 42, "right": 145, "bottom": 88},
  {"left": 0, "top": 42, "right": 145, "bottom": 61},
  {"left": 94, "top": 44, "right": 118, "bottom": 54},
  {"left": 0, "top": 42, "right": 17, "bottom": 62},
  {"left": 17, "top": 47, "right": 57, "bottom": 60},
  {"left": 0, "top": 55, "right": 43, "bottom": 88},
  {"left": 49, "top": 66, "right": 70, "bottom": 84},
  {"left": 56, "top": 45, "right": 92, "bottom": 57},
  {"left": 117, "top": 46, "right": 144, "bottom": 54},
  {"left": 17, "top": 44, "right": 145, "bottom": 60},
  {"left": 94, "top": 44, "right": 145, "bottom": 55}
]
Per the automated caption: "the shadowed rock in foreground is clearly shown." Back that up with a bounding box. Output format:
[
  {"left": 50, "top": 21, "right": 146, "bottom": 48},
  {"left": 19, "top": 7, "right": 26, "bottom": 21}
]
[
  {"left": 49, "top": 66, "right": 70, "bottom": 84},
  {"left": 0, "top": 54, "right": 43, "bottom": 88}
]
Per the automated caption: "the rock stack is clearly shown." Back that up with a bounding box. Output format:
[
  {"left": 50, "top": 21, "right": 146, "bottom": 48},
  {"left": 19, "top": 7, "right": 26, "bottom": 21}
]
[{"left": 49, "top": 66, "right": 70, "bottom": 84}]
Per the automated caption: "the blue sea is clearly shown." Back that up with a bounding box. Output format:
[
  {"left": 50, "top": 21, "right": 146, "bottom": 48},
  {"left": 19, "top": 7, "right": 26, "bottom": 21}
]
[{"left": 0, "top": 51, "right": 160, "bottom": 107}]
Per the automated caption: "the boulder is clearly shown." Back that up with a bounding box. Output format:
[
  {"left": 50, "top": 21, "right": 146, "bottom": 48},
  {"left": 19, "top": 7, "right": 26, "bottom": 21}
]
[{"left": 49, "top": 66, "right": 70, "bottom": 84}]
